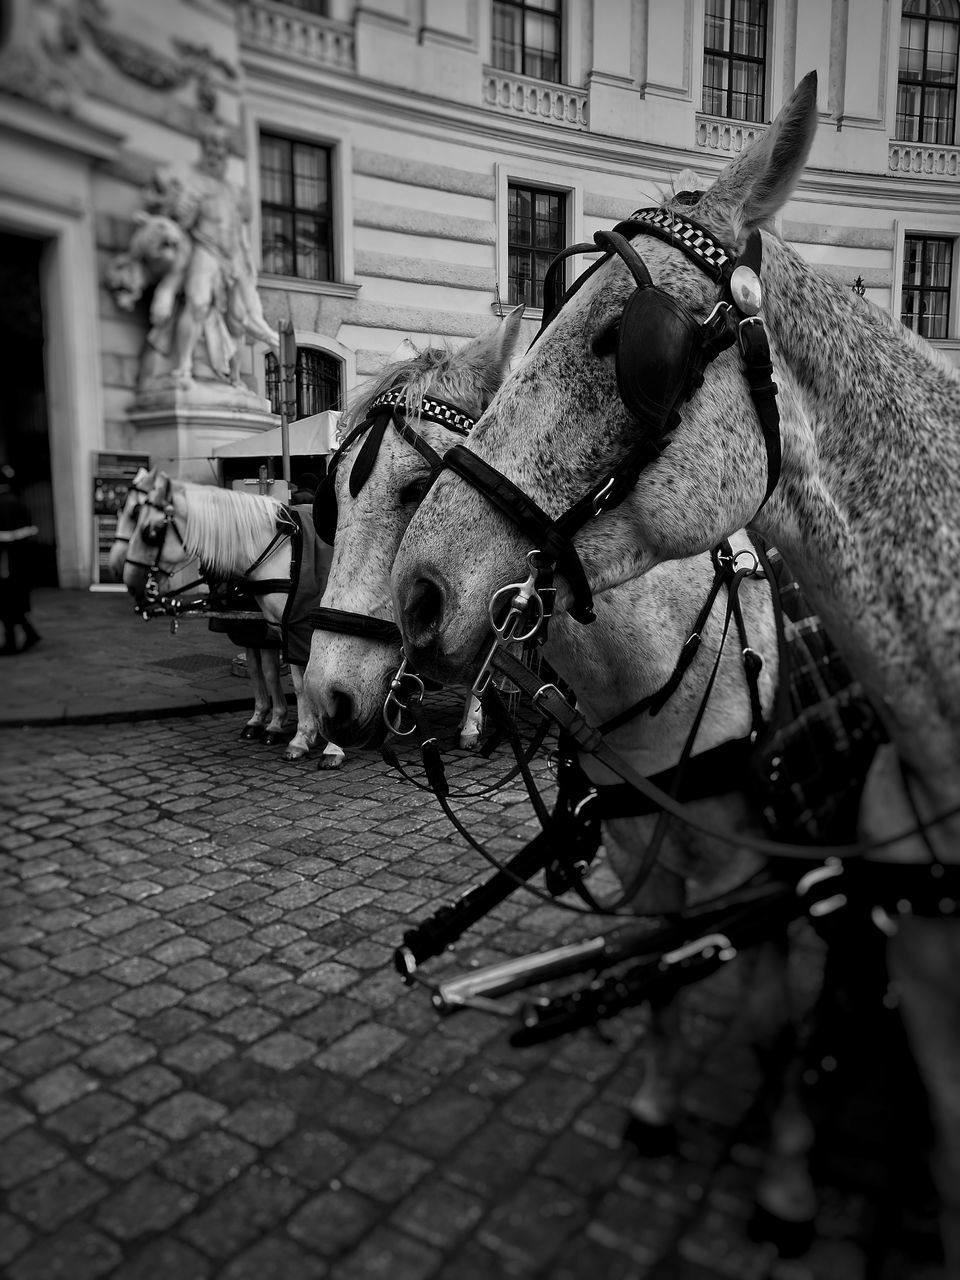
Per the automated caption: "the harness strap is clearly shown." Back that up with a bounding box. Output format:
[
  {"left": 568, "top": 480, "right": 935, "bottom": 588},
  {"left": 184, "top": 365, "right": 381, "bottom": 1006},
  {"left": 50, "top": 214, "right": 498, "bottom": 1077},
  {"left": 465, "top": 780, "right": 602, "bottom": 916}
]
[
  {"left": 443, "top": 444, "right": 598, "bottom": 624},
  {"left": 308, "top": 607, "right": 402, "bottom": 645},
  {"left": 593, "top": 736, "right": 753, "bottom": 819}
]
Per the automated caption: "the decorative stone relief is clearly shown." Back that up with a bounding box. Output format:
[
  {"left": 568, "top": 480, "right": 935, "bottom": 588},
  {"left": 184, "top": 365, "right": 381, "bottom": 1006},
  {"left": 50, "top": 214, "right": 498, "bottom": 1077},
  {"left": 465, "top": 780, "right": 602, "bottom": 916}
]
[
  {"left": 107, "top": 118, "right": 279, "bottom": 405},
  {"left": 0, "top": 0, "right": 85, "bottom": 114}
]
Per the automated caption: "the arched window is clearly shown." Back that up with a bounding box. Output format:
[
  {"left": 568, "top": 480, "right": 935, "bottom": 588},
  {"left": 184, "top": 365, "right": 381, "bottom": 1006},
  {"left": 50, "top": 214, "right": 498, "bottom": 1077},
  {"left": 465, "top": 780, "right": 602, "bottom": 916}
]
[
  {"left": 897, "top": 0, "right": 960, "bottom": 144},
  {"left": 265, "top": 347, "right": 342, "bottom": 418}
]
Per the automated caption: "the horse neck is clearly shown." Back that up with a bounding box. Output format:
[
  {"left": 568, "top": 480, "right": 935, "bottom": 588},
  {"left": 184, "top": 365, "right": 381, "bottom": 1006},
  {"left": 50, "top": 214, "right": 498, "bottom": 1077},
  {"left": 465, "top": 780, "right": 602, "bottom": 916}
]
[
  {"left": 758, "top": 234, "right": 960, "bottom": 757},
  {"left": 178, "top": 484, "right": 283, "bottom": 579},
  {"left": 543, "top": 536, "right": 777, "bottom": 774}
]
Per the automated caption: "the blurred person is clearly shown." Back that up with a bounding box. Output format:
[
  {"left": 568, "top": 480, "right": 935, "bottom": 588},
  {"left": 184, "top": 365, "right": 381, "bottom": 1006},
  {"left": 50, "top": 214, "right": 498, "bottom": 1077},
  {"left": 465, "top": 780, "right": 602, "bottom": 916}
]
[
  {"left": 291, "top": 471, "right": 319, "bottom": 505},
  {"left": 0, "top": 465, "right": 41, "bottom": 655}
]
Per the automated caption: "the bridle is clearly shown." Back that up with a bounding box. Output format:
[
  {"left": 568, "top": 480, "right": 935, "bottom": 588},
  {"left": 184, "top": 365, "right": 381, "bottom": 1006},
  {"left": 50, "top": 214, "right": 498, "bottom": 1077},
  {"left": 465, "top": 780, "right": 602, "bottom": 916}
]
[
  {"left": 310, "top": 388, "right": 476, "bottom": 670},
  {"left": 438, "top": 206, "right": 780, "bottom": 638}
]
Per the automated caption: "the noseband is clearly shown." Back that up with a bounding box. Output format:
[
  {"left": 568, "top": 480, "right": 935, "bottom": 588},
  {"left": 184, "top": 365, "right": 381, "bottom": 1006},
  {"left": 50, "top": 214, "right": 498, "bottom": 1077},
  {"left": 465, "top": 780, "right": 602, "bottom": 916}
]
[{"left": 439, "top": 207, "right": 781, "bottom": 634}]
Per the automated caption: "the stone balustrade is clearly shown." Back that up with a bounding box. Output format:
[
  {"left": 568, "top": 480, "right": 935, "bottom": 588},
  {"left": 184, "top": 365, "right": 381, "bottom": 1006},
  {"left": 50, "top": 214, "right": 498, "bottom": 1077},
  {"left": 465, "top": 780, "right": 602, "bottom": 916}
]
[
  {"left": 694, "top": 114, "right": 765, "bottom": 154},
  {"left": 239, "top": 2, "right": 355, "bottom": 72},
  {"left": 483, "top": 71, "right": 588, "bottom": 128},
  {"left": 889, "top": 142, "right": 960, "bottom": 176}
]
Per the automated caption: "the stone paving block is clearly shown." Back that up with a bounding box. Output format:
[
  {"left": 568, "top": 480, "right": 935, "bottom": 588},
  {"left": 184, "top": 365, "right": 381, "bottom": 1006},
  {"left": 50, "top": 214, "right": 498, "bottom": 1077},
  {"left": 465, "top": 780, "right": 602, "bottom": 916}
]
[
  {"left": 80, "top": 1032, "right": 156, "bottom": 1077},
  {"left": 341, "top": 1139, "right": 434, "bottom": 1204},
  {"left": 212, "top": 1005, "right": 281, "bottom": 1044},
  {"left": 501, "top": 1069, "right": 597, "bottom": 1136},
  {"left": 244, "top": 1030, "right": 315, "bottom": 1071},
  {"left": 7, "top": 1158, "right": 108, "bottom": 1231},
  {"left": 161, "top": 1031, "right": 235, "bottom": 1075},
  {"left": 387, "top": 1086, "right": 493, "bottom": 1159},
  {"left": 101, "top": 956, "right": 166, "bottom": 987},
  {"left": 301, "top": 962, "right": 362, "bottom": 995},
  {"left": 328, "top": 1224, "right": 443, "bottom": 1280},
  {"left": 94, "top": 1171, "right": 198, "bottom": 1240},
  {"left": 22, "top": 1062, "right": 98, "bottom": 1114},
  {"left": 390, "top": 1175, "right": 487, "bottom": 1249},
  {"left": 151, "top": 936, "right": 209, "bottom": 965},
  {"left": 44, "top": 1089, "right": 136, "bottom": 1144},
  {"left": 158, "top": 1127, "right": 257, "bottom": 1194},
  {"left": 287, "top": 1185, "right": 383, "bottom": 1257},
  {"left": 107, "top": 1238, "right": 212, "bottom": 1280},
  {"left": 1, "top": 1029, "right": 77, "bottom": 1078},
  {"left": 0, "top": 1126, "right": 67, "bottom": 1189},
  {"left": 314, "top": 1023, "right": 408, "bottom": 1076},
  {"left": 5, "top": 1221, "right": 122, "bottom": 1280},
  {"left": 0, "top": 998, "right": 69, "bottom": 1040},
  {"left": 217, "top": 1235, "right": 323, "bottom": 1280},
  {"left": 258, "top": 981, "right": 322, "bottom": 1018},
  {"left": 183, "top": 980, "right": 252, "bottom": 1018},
  {"left": 178, "top": 1166, "right": 306, "bottom": 1260},
  {"left": 221, "top": 1097, "right": 298, "bottom": 1147},
  {"left": 446, "top": 1118, "right": 548, "bottom": 1197},
  {"left": 52, "top": 975, "right": 125, "bottom": 1012},
  {"left": 267, "top": 1128, "right": 356, "bottom": 1190},
  {"left": 0, "top": 1211, "right": 33, "bottom": 1268},
  {"left": 2, "top": 967, "right": 71, "bottom": 1001},
  {"left": 137, "top": 1006, "right": 207, "bottom": 1046},
  {"left": 477, "top": 1173, "right": 592, "bottom": 1270},
  {"left": 84, "top": 1124, "right": 170, "bottom": 1180},
  {"left": 58, "top": 1005, "right": 134, "bottom": 1046},
  {"left": 142, "top": 1090, "right": 228, "bottom": 1140}
]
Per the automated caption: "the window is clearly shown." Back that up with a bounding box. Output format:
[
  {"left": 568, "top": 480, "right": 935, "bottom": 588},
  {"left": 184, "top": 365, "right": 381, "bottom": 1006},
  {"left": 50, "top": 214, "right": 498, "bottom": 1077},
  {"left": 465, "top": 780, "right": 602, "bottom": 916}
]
[
  {"left": 266, "top": 348, "right": 342, "bottom": 418},
  {"left": 492, "top": 0, "right": 561, "bottom": 83},
  {"left": 902, "top": 235, "right": 954, "bottom": 337},
  {"left": 267, "top": 0, "right": 328, "bottom": 13},
  {"left": 702, "top": 0, "right": 767, "bottom": 123},
  {"left": 507, "top": 183, "right": 565, "bottom": 309},
  {"left": 897, "top": 0, "right": 959, "bottom": 145},
  {"left": 260, "top": 133, "right": 333, "bottom": 281}
]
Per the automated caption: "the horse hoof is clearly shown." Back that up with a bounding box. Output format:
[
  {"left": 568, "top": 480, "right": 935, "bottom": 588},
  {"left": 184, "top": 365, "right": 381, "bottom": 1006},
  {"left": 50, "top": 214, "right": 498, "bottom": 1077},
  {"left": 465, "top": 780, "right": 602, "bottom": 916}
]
[
  {"left": 284, "top": 746, "right": 308, "bottom": 761},
  {"left": 747, "top": 1204, "right": 815, "bottom": 1258},
  {"left": 458, "top": 735, "right": 481, "bottom": 752},
  {"left": 239, "top": 724, "right": 265, "bottom": 741},
  {"left": 263, "top": 730, "right": 288, "bottom": 747},
  {"left": 622, "top": 1116, "right": 677, "bottom": 1156},
  {"left": 317, "top": 754, "right": 344, "bottom": 771}
]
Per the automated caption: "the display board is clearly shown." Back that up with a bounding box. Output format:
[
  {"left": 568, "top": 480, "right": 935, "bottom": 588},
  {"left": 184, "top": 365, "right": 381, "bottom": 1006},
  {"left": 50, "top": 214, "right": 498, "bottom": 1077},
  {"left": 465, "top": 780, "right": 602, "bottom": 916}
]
[{"left": 90, "top": 451, "right": 150, "bottom": 589}]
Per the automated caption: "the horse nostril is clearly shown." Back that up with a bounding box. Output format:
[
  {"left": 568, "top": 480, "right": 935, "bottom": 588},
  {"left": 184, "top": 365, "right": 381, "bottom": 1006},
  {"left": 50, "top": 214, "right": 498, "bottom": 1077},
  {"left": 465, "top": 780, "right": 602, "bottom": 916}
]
[{"left": 404, "top": 576, "right": 445, "bottom": 644}]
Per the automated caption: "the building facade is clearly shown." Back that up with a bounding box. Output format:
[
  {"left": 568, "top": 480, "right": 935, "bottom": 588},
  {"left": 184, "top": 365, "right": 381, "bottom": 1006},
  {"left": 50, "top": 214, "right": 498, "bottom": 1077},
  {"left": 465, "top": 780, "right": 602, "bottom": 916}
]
[{"left": 0, "top": 0, "right": 956, "bottom": 586}]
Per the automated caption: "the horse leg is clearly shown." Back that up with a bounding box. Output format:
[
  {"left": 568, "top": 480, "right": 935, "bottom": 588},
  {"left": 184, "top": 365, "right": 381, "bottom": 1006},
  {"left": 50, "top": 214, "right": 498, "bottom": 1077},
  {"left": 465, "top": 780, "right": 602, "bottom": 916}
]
[
  {"left": 284, "top": 665, "right": 319, "bottom": 761},
  {"left": 261, "top": 648, "right": 289, "bottom": 746},
  {"left": 750, "top": 930, "right": 817, "bottom": 1256},
  {"left": 623, "top": 867, "right": 686, "bottom": 1151},
  {"left": 458, "top": 692, "right": 483, "bottom": 751},
  {"left": 238, "top": 646, "right": 269, "bottom": 740},
  {"left": 888, "top": 916, "right": 960, "bottom": 1272},
  {"left": 318, "top": 741, "right": 345, "bottom": 771}
]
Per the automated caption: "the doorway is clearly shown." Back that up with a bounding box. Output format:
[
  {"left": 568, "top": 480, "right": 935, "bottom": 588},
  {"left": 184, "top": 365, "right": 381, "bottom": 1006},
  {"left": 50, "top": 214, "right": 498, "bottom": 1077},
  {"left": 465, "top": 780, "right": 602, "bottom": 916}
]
[{"left": 0, "top": 231, "right": 56, "bottom": 585}]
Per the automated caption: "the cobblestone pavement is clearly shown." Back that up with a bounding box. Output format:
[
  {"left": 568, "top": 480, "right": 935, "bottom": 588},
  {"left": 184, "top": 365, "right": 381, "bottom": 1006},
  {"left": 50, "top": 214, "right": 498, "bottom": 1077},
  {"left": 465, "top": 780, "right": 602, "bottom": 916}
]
[{"left": 0, "top": 708, "right": 944, "bottom": 1279}]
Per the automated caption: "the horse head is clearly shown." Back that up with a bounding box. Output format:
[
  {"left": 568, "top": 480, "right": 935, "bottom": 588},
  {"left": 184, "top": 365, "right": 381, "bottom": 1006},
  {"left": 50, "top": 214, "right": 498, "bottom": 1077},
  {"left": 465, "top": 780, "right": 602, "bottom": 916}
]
[
  {"left": 121, "top": 472, "right": 189, "bottom": 607},
  {"left": 107, "top": 465, "right": 158, "bottom": 582},
  {"left": 391, "top": 73, "right": 819, "bottom": 687},
  {"left": 303, "top": 308, "right": 524, "bottom": 747}
]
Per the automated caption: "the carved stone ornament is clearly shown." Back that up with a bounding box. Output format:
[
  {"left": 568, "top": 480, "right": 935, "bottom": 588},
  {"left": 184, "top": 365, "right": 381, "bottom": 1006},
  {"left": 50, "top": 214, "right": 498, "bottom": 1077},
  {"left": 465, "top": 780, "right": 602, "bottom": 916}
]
[
  {"left": 0, "top": 0, "right": 85, "bottom": 114},
  {"left": 106, "top": 119, "right": 279, "bottom": 406}
]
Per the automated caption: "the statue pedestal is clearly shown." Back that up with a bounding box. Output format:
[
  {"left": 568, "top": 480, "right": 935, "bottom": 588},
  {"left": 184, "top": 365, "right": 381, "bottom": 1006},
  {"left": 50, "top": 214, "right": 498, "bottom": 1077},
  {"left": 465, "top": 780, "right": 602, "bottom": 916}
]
[{"left": 127, "top": 383, "right": 278, "bottom": 483}]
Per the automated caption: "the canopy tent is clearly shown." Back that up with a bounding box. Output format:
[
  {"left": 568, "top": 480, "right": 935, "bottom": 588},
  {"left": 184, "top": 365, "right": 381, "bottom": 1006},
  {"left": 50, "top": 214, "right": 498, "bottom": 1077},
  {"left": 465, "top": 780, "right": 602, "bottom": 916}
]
[{"left": 212, "top": 410, "right": 341, "bottom": 459}]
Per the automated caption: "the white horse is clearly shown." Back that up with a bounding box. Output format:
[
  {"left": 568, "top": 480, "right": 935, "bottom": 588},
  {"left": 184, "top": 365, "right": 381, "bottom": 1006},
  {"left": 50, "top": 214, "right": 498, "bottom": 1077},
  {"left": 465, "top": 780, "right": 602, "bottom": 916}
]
[
  {"left": 391, "top": 72, "right": 960, "bottom": 1271},
  {"left": 120, "top": 472, "right": 344, "bottom": 767},
  {"left": 301, "top": 314, "right": 853, "bottom": 1236},
  {"left": 109, "top": 467, "right": 293, "bottom": 753}
]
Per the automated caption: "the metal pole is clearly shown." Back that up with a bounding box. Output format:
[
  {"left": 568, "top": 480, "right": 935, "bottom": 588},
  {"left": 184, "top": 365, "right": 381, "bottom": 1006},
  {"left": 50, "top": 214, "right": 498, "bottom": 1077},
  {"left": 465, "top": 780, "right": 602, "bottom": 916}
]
[{"left": 279, "top": 319, "right": 296, "bottom": 486}]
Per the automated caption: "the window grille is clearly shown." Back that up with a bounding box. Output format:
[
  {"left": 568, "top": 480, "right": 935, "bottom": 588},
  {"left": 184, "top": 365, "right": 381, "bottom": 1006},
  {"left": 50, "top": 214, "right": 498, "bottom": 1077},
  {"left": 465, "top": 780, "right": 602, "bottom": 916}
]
[
  {"left": 492, "top": 0, "right": 561, "bottom": 83},
  {"left": 702, "top": 0, "right": 767, "bottom": 123},
  {"left": 897, "top": 0, "right": 960, "bottom": 145},
  {"left": 260, "top": 133, "right": 333, "bottom": 281},
  {"left": 507, "top": 183, "right": 566, "bottom": 310},
  {"left": 266, "top": 348, "right": 342, "bottom": 418},
  {"left": 902, "top": 234, "right": 954, "bottom": 338}
]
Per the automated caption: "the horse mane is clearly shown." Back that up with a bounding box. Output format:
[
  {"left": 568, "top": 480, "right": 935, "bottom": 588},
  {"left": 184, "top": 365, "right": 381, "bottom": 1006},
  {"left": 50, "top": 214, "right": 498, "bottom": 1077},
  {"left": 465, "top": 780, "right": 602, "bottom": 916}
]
[
  {"left": 179, "top": 483, "right": 284, "bottom": 577},
  {"left": 343, "top": 343, "right": 491, "bottom": 433}
]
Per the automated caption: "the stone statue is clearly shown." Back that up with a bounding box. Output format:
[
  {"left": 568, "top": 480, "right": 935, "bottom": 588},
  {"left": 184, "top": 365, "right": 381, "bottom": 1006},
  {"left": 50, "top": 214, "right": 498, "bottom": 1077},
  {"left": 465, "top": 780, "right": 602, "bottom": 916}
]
[{"left": 108, "top": 119, "right": 280, "bottom": 392}]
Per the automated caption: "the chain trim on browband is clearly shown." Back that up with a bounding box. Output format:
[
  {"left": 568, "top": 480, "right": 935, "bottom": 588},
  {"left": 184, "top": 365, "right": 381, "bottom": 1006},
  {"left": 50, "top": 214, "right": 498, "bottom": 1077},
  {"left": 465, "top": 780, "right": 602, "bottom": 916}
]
[
  {"left": 369, "top": 389, "right": 473, "bottom": 436},
  {"left": 625, "top": 208, "right": 732, "bottom": 278}
]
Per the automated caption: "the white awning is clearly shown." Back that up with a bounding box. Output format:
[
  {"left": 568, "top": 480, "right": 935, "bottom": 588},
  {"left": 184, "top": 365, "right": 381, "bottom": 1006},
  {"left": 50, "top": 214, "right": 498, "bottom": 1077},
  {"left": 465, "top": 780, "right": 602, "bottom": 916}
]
[{"left": 212, "top": 410, "right": 341, "bottom": 458}]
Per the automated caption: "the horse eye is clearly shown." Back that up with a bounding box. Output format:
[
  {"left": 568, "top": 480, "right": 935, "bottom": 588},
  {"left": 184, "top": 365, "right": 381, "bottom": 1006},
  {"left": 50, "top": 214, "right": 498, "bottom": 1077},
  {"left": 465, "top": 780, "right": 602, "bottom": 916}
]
[
  {"left": 591, "top": 321, "right": 620, "bottom": 359},
  {"left": 399, "top": 476, "right": 431, "bottom": 506}
]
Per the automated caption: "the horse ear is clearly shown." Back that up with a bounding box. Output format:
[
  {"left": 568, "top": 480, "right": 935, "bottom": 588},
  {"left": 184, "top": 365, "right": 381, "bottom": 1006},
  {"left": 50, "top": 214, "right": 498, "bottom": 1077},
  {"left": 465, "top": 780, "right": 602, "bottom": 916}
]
[
  {"left": 462, "top": 305, "right": 526, "bottom": 383},
  {"left": 691, "top": 71, "right": 818, "bottom": 246}
]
